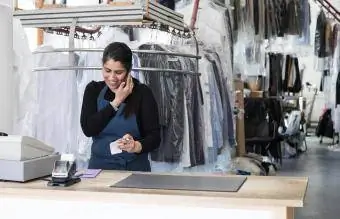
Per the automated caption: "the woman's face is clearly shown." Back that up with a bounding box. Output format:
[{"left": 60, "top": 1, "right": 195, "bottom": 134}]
[{"left": 102, "top": 59, "right": 128, "bottom": 91}]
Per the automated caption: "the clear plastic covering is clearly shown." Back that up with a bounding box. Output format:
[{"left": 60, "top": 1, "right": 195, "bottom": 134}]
[
  {"left": 282, "top": 110, "right": 302, "bottom": 136},
  {"left": 12, "top": 18, "right": 36, "bottom": 136}
]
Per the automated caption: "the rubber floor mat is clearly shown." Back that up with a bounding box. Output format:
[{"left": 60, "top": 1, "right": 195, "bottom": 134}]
[{"left": 111, "top": 173, "right": 247, "bottom": 192}]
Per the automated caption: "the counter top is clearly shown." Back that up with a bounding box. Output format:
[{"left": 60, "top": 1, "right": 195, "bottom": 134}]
[{"left": 0, "top": 171, "right": 308, "bottom": 208}]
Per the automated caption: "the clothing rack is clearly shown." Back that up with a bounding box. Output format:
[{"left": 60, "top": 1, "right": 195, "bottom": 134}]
[
  {"left": 32, "top": 48, "right": 201, "bottom": 59},
  {"left": 32, "top": 66, "right": 200, "bottom": 76},
  {"left": 13, "top": 2, "right": 185, "bottom": 31},
  {"left": 31, "top": 47, "right": 201, "bottom": 75},
  {"left": 314, "top": 0, "right": 340, "bottom": 23},
  {"left": 14, "top": 2, "right": 200, "bottom": 77}
]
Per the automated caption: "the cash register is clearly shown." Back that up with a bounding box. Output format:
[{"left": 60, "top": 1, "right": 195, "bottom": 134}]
[{"left": 0, "top": 135, "right": 60, "bottom": 182}]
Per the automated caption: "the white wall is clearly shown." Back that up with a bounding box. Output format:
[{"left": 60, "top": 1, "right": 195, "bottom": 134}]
[
  {"left": 0, "top": 4, "right": 13, "bottom": 134},
  {"left": 0, "top": 0, "right": 13, "bottom": 7}
]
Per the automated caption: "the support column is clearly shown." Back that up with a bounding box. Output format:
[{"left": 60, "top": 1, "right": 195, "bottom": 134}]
[
  {"left": 234, "top": 78, "right": 245, "bottom": 156},
  {"left": 0, "top": 4, "right": 13, "bottom": 134}
]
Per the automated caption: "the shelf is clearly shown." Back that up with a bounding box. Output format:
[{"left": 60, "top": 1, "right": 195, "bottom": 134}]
[{"left": 13, "top": 1, "right": 186, "bottom": 31}]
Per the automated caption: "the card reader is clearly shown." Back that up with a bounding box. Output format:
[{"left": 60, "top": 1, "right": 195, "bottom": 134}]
[{"left": 48, "top": 154, "right": 80, "bottom": 187}]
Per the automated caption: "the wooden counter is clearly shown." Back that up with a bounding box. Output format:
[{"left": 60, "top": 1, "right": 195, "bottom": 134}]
[{"left": 0, "top": 171, "right": 308, "bottom": 219}]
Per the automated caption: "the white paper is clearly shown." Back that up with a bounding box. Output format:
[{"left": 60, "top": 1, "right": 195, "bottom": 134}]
[{"left": 109, "top": 140, "right": 122, "bottom": 155}]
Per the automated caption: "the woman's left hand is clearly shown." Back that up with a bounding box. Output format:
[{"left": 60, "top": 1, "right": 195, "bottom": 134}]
[{"left": 118, "top": 134, "right": 142, "bottom": 153}]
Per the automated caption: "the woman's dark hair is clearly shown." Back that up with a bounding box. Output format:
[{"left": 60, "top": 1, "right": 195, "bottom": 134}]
[
  {"left": 102, "top": 42, "right": 139, "bottom": 118},
  {"left": 102, "top": 42, "right": 132, "bottom": 72}
]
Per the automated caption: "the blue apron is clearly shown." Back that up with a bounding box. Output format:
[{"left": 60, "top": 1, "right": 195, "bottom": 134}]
[{"left": 88, "top": 86, "right": 150, "bottom": 171}]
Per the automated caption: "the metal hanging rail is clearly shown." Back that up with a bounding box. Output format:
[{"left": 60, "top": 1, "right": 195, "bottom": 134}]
[
  {"left": 315, "top": 0, "right": 340, "bottom": 23},
  {"left": 32, "top": 48, "right": 201, "bottom": 59},
  {"left": 14, "top": 1, "right": 201, "bottom": 78},
  {"left": 13, "top": 1, "right": 186, "bottom": 31},
  {"left": 32, "top": 66, "right": 200, "bottom": 76}
]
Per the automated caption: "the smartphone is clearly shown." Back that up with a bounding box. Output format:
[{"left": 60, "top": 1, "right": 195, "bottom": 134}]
[{"left": 123, "top": 74, "right": 132, "bottom": 88}]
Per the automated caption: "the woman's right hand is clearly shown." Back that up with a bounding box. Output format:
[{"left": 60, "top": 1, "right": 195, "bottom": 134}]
[{"left": 111, "top": 75, "right": 134, "bottom": 107}]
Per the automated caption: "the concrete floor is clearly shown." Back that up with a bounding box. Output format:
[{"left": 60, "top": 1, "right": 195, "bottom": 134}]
[{"left": 278, "top": 136, "right": 340, "bottom": 219}]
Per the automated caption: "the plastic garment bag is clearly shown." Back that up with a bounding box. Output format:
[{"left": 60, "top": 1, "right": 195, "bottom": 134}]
[
  {"left": 197, "top": 57, "right": 225, "bottom": 164},
  {"left": 283, "top": 111, "right": 301, "bottom": 136},
  {"left": 12, "top": 18, "right": 37, "bottom": 137},
  {"left": 314, "top": 10, "right": 330, "bottom": 71},
  {"left": 198, "top": 58, "right": 214, "bottom": 154},
  {"left": 138, "top": 44, "right": 185, "bottom": 163},
  {"left": 205, "top": 52, "right": 235, "bottom": 147},
  {"left": 330, "top": 25, "right": 340, "bottom": 125},
  {"left": 181, "top": 57, "right": 205, "bottom": 167},
  {"left": 314, "top": 10, "right": 328, "bottom": 58},
  {"left": 33, "top": 45, "right": 78, "bottom": 153}
]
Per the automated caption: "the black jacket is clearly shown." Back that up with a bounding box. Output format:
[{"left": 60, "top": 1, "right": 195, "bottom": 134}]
[{"left": 314, "top": 11, "right": 328, "bottom": 57}]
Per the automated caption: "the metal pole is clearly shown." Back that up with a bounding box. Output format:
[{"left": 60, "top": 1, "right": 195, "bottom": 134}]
[
  {"left": 190, "top": 0, "right": 200, "bottom": 30},
  {"left": 32, "top": 66, "right": 201, "bottom": 75},
  {"left": 32, "top": 48, "right": 201, "bottom": 59}
]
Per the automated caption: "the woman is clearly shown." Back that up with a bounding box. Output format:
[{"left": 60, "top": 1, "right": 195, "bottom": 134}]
[{"left": 80, "top": 42, "right": 160, "bottom": 171}]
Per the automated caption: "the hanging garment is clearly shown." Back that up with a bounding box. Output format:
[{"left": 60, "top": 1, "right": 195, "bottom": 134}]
[
  {"left": 253, "top": 0, "right": 259, "bottom": 36},
  {"left": 330, "top": 25, "right": 340, "bottom": 116},
  {"left": 334, "top": 106, "right": 340, "bottom": 134},
  {"left": 314, "top": 10, "right": 328, "bottom": 58},
  {"left": 138, "top": 44, "right": 185, "bottom": 163},
  {"left": 88, "top": 86, "right": 150, "bottom": 171},
  {"left": 336, "top": 72, "right": 340, "bottom": 105},
  {"left": 264, "top": 0, "right": 276, "bottom": 39},
  {"left": 34, "top": 46, "right": 78, "bottom": 154},
  {"left": 272, "top": 0, "right": 287, "bottom": 37},
  {"left": 331, "top": 24, "right": 340, "bottom": 56},
  {"left": 316, "top": 109, "right": 334, "bottom": 139},
  {"left": 282, "top": 55, "right": 302, "bottom": 93},
  {"left": 199, "top": 57, "right": 223, "bottom": 163},
  {"left": 223, "top": 6, "right": 234, "bottom": 69},
  {"left": 323, "top": 75, "right": 332, "bottom": 108},
  {"left": 257, "top": 0, "right": 265, "bottom": 39},
  {"left": 180, "top": 94, "right": 191, "bottom": 168},
  {"left": 231, "top": 0, "right": 241, "bottom": 33},
  {"left": 183, "top": 58, "right": 205, "bottom": 166},
  {"left": 131, "top": 53, "right": 145, "bottom": 83},
  {"left": 319, "top": 70, "right": 330, "bottom": 92},
  {"left": 199, "top": 61, "right": 216, "bottom": 162},
  {"left": 283, "top": 0, "right": 302, "bottom": 36},
  {"left": 297, "top": 0, "right": 311, "bottom": 44},
  {"left": 325, "top": 19, "right": 333, "bottom": 59},
  {"left": 245, "top": 0, "right": 254, "bottom": 28},
  {"left": 206, "top": 52, "right": 235, "bottom": 147},
  {"left": 138, "top": 43, "right": 206, "bottom": 166},
  {"left": 12, "top": 18, "right": 36, "bottom": 136},
  {"left": 170, "top": 46, "right": 205, "bottom": 167},
  {"left": 268, "top": 53, "right": 283, "bottom": 96},
  {"left": 178, "top": 1, "right": 231, "bottom": 52}
]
